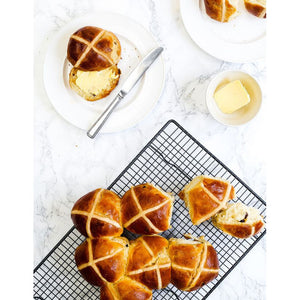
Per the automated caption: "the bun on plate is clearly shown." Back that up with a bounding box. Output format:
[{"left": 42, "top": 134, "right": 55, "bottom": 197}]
[
  {"left": 67, "top": 26, "right": 121, "bottom": 72},
  {"left": 244, "top": 0, "right": 266, "bottom": 18},
  {"left": 69, "top": 65, "right": 120, "bottom": 101},
  {"left": 203, "top": 0, "right": 239, "bottom": 22}
]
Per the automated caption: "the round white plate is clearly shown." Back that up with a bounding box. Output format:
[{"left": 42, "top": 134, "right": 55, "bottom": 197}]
[
  {"left": 180, "top": 0, "right": 266, "bottom": 62},
  {"left": 44, "top": 12, "right": 164, "bottom": 133}
]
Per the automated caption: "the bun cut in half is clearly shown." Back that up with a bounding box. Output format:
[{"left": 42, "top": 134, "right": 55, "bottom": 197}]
[
  {"left": 67, "top": 26, "right": 121, "bottom": 72},
  {"left": 212, "top": 202, "right": 265, "bottom": 238}
]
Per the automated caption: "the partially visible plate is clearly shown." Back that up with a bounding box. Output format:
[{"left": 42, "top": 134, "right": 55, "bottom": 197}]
[
  {"left": 44, "top": 12, "right": 165, "bottom": 133},
  {"left": 180, "top": 0, "right": 266, "bottom": 62}
]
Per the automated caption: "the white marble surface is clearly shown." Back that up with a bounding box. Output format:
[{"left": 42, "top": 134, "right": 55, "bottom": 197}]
[{"left": 34, "top": 0, "right": 266, "bottom": 299}]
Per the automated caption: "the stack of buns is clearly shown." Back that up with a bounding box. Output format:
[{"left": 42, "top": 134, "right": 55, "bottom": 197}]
[
  {"left": 203, "top": 0, "right": 266, "bottom": 22},
  {"left": 67, "top": 26, "right": 121, "bottom": 101},
  {"left": 71, "top": 176, "right": 265, "bottom": 298},
  {"left": 71, "top": 184, "right": 220, "bottom": 298}
]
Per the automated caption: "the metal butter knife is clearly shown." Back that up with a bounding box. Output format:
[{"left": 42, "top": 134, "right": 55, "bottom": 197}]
[{"left": 87, "top": 47, "right": 164, "bottom": 139}]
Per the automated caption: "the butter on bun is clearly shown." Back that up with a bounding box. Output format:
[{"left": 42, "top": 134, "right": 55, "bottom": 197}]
[
  {"left": 203, "top": 0, "right": 239, "bottom": 23},
  {"left": 69, "top": 65, "right": 121, "bottom": 101}
]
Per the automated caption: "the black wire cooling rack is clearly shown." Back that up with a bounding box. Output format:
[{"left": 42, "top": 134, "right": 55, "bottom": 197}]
[{"left": 34, "top": 119, "right": 266, "bottom": 300}]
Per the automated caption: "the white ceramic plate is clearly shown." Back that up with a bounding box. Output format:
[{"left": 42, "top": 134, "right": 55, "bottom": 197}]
[
  {"left": 180, "top": 0, "right": 266, "bottom": 62},
  {"left": 206, "top": 70, "right": 262, "bottom": 125},
  {"left": 44, "top": 12, "right": 164, "bottom": 133}
]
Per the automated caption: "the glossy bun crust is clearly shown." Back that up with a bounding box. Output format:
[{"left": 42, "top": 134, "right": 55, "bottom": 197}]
[
  {"left": 126, "top": 235, "right": 171, "bottom": 289},
  {"left": 168, "top": 235, "right": 219, "bottom": 291},
  {"left": 67, "top": 26, "right": 121, "bottom": 71},
  {"left": 75, "top": 237, "right": 129, "bottom": 287},
  {"left": 101, "top": 277, "right": 152, "bottom": 300},
  {"left": 121, "top": 183, "right": 173, "bottom": 235},
  {"left": 203, "top": 0, "right": 239, "bottom": 23},
  {"left": 71, "top": 188, "right": 123, "bottom": 238},
  {"left": 179, "top": 175, "right": 235, "bottom": 225},
  {"left": 244, "top": 0, "right": 266, "bottom": 18}
]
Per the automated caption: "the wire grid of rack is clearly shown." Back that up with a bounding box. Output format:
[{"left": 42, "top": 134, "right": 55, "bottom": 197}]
[{"left": 34, "top": 120, "right": 266, "bottom": 300}]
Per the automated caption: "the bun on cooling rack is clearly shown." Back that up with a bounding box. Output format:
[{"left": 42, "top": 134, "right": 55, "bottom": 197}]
[
  {"left": 179, "top": 175, "right": 235, "bottom": 225},
  {"left": 168, "top": 234, "right": 219, "bottom": 291},
  {"left": 69, "top": 65, "right": 120, "bottom": 101},
  {"left": 101, "top": 277, "right": 152, "bottom": 300},
  {"left": 71, "top": 185, "right": 221, "bottom": 296},
  {"left": 75, "top": 237, "right": 129, "bottom": 287},
  {"left": 203, "top": 0, "right": 239, "bottom": 22},
  {"left": 71, "top": 188, "right": 123, "bottom": 238},
  {"left": 67, "top": 26, "right": 121, "bottom": 72},
  {"left": 121, "top": 183, "right": 174, "bottom": 235},
  {"left": 126, "top": 235, "right": 171, "bottom": 290},
  {"left": 212, "top": 202, "right": 265, "bottom": 238}
]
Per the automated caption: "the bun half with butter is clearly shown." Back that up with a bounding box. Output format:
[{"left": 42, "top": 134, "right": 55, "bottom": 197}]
[
  {"left": 69, "top": 65, "right": 120, "bottom": 101},
  {"left": 67, "top": 26, "right": 121, "bottom": 101}
]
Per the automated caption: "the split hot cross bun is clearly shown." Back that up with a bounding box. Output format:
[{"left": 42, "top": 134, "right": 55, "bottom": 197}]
[
  {"left": 212, "top": 202, "right": 265, "bottom": 238},
  {"left": 67, "top": 26, "right": 121, "bottom": 72},
  {"left": 179, "top": 175, "right": 235, "bottom": 225}
]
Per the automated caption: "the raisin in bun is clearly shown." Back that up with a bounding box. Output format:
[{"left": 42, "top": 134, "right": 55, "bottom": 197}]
[
  {"left": 212, "top": 202, "right": 265, "bottom": 238},
  {"left": 67, "top": 26, "right": 121, "bottom": 72}
]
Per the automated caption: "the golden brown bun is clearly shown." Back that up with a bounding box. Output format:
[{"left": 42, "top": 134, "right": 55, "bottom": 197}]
[
  {"left": 179, "top": 175, "right": 235, "bottom": 225},
  {"left": 203, "top": 0, "right": 239, "bottom": 22},
  {"left": 67, "top": 26, "right": 121, "bottom": 72},
  {"left": 101, "top": 277, "right": 152, "bottom": 300},
  {"left": 244, "top": 0, "right": 266, "bottom": 18},
  {"left": 168, "top": 235, "right": 219, "bottom": 291},
  {"left": 71, "top": 188, "right": 123, "bottom": 238},
  {"left": 126, "top": 235, "right": 171, "bottom": 289},
  {"left": 212, "top": 202, "right": 265, "bottom": 238},
  {"left": 69, "top": 65, "right": 120, "bottom": 101},
  {"left": 75, "top": 237, "right": 129, "bottom": 287},
  {"left": 121, "top": 183, "right": 174, "bottom": 235}
]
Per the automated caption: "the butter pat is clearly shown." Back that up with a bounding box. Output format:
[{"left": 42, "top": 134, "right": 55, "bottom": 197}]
[{"left": 214, "top": 80, "right": 250, "bottom": 114}]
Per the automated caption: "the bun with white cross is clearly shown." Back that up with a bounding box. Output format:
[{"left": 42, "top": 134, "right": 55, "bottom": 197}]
[
  {"left": 179, "top": 175, "right": 235, "bottom": 225},
  {"left": 168, "top": 234, "right": 219, "bottom": 291},
  {"left": 71, "top": 183, "right": 221, "bottom": 297},
  {"left": 67, "top": 26, "right": 121, "bottom": 72},
  {"left": 121, "top": 183, "right": 174, "bottom": 235}
]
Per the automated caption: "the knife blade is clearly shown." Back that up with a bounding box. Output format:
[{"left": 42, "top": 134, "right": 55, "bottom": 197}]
[{"left": 87, "top": 47, "right": 164, "bottom": 139}]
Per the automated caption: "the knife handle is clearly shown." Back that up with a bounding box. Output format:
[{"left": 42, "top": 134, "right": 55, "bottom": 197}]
[{"left": 87, "top": 91, "right": 124, "bottom": 139}]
